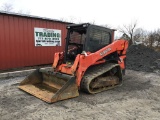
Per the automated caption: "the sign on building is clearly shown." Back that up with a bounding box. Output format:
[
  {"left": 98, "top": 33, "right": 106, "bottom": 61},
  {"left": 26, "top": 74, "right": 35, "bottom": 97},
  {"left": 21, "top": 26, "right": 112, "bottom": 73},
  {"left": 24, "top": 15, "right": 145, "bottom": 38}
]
[{"left": 34, "top": 28, "right": 61, "bottom": 46}]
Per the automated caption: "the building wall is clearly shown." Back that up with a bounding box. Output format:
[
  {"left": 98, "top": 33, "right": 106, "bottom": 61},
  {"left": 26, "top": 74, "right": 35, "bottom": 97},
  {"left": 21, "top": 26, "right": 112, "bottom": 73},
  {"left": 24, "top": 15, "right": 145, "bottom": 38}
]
[{"left": 0, "top": 13, "right": 68, "bottom": 70}]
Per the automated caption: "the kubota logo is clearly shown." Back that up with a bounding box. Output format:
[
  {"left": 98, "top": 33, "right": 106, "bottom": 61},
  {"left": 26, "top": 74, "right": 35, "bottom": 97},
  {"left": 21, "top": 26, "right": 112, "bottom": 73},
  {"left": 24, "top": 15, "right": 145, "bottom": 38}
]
[{"left": 100, "top": 48, "right": 111, "bottom": 56}]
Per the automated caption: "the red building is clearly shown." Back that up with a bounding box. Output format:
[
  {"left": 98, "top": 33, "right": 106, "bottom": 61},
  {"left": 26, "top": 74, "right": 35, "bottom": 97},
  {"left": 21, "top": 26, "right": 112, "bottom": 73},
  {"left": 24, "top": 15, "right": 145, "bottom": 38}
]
[{"left": 0, "top": 11, "right": 69, "bottom": 70}]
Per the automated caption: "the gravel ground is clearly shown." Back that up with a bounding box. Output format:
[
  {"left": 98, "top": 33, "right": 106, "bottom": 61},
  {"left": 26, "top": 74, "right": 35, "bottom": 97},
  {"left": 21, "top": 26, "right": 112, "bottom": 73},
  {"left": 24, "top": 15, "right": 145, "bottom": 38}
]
[{"left": 0, "top": 70, "right": 160, "bottom": 120}]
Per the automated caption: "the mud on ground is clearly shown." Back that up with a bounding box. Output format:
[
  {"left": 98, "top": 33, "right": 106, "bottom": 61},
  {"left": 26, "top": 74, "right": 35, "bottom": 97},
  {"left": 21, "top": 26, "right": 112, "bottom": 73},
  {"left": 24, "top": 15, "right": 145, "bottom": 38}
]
[{"left": 0, "top": 70, "right": 160, "bottom": 120}]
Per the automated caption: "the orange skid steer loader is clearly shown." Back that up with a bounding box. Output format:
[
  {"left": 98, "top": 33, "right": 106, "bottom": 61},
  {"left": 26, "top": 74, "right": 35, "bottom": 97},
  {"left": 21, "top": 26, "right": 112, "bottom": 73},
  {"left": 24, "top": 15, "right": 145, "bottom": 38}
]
[{"left": 19, "top": 23, "right": 128, "bottom": 103}]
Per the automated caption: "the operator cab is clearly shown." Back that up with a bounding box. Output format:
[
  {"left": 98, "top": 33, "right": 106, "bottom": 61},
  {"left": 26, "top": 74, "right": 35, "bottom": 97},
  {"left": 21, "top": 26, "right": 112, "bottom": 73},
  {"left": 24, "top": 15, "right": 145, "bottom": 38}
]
[{"left": 65, "top": 23, "right": 113, "bottom": 64}]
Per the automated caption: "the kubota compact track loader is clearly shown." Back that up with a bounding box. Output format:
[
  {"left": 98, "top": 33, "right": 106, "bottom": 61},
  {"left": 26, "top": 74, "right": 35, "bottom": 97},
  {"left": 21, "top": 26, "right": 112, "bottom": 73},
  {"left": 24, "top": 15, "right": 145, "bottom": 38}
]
[{"left": 19, "top": 23, "right": 128, "bottom": 103}]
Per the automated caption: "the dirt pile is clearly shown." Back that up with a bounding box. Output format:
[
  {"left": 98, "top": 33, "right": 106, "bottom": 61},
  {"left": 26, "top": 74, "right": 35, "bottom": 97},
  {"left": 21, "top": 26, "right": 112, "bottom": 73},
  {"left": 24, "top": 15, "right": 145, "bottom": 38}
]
[{"left": 126, "top": 45, "right": 160, "bottom": 73}]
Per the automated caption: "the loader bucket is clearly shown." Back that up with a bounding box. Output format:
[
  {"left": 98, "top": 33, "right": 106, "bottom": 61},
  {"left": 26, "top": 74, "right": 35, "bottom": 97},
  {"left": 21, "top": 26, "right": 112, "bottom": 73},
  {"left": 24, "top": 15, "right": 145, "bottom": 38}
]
[{"left": 18, "top": 68, "right": 79, "bottom": 103}]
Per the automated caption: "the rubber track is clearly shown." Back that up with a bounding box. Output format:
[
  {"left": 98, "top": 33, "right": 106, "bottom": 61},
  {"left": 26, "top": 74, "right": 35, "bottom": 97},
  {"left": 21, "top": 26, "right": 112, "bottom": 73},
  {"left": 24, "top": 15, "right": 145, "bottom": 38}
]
[{"left": 81, "top": 63, "right": 121, "bottom": 94}]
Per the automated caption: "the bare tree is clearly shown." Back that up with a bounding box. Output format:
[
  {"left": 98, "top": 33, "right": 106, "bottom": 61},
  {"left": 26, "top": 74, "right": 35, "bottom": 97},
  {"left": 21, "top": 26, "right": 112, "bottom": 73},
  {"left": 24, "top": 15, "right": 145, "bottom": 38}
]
[
  {"left": 18, "top": 9, "right": 31, "bottom": 15},
  {"left": 90, "top": 20, "right": 96, "bottom": 25},
  {"left": 151, "top": 30, "right": 160, "bottom": 48},
  {"left": 119, "top": 21, "right": 137, "bottom": 45},
  {"left": 68, "top": 16, "right": 75, "bottom": 23},
  {"left": 101, "top": 24, "right": 111, "bottom": 28},
  {"left": 59, "top": 17, "right": 67, "bottom": 22},
  {"left": 1, "top": 2, "right": 31, "bottom": 14},
  {"left": 145, "top": 30, "right": 160, "bottom": 48},
  {"left": 1, "top": 3, "right": 13, "bottom": 12},
  {"left": 134, "top": 28, "right": 144, "bottom": 41},
  {"left": 78, "top": 18, "right": 82, "bottom": 24},
  {"left": 148, "top": 32, "right": 155, "bottom": 48},
  {"left": 155, "top": 29, "right": 160, "bottom": 48}
]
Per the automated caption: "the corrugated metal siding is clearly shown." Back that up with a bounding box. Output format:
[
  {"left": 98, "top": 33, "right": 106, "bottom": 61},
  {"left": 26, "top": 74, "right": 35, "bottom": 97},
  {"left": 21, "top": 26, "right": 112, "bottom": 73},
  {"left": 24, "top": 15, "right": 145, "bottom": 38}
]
[{"left": 0, "top": 13, "right": 67, "bottom": 70}]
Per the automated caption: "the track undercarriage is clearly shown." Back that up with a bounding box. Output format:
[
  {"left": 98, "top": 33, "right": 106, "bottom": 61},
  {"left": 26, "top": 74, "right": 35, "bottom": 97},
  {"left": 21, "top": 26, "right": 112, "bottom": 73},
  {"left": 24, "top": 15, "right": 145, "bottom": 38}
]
[{"left": 81, "top": 63, "right": 122, "bottom": 94}]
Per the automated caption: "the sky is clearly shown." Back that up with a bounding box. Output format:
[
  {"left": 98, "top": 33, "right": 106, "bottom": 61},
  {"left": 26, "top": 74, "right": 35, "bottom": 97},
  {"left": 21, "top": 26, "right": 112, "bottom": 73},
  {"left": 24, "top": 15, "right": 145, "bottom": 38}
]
[{"left": 0, "top": 0, "right": 160, "bottom": 31}]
